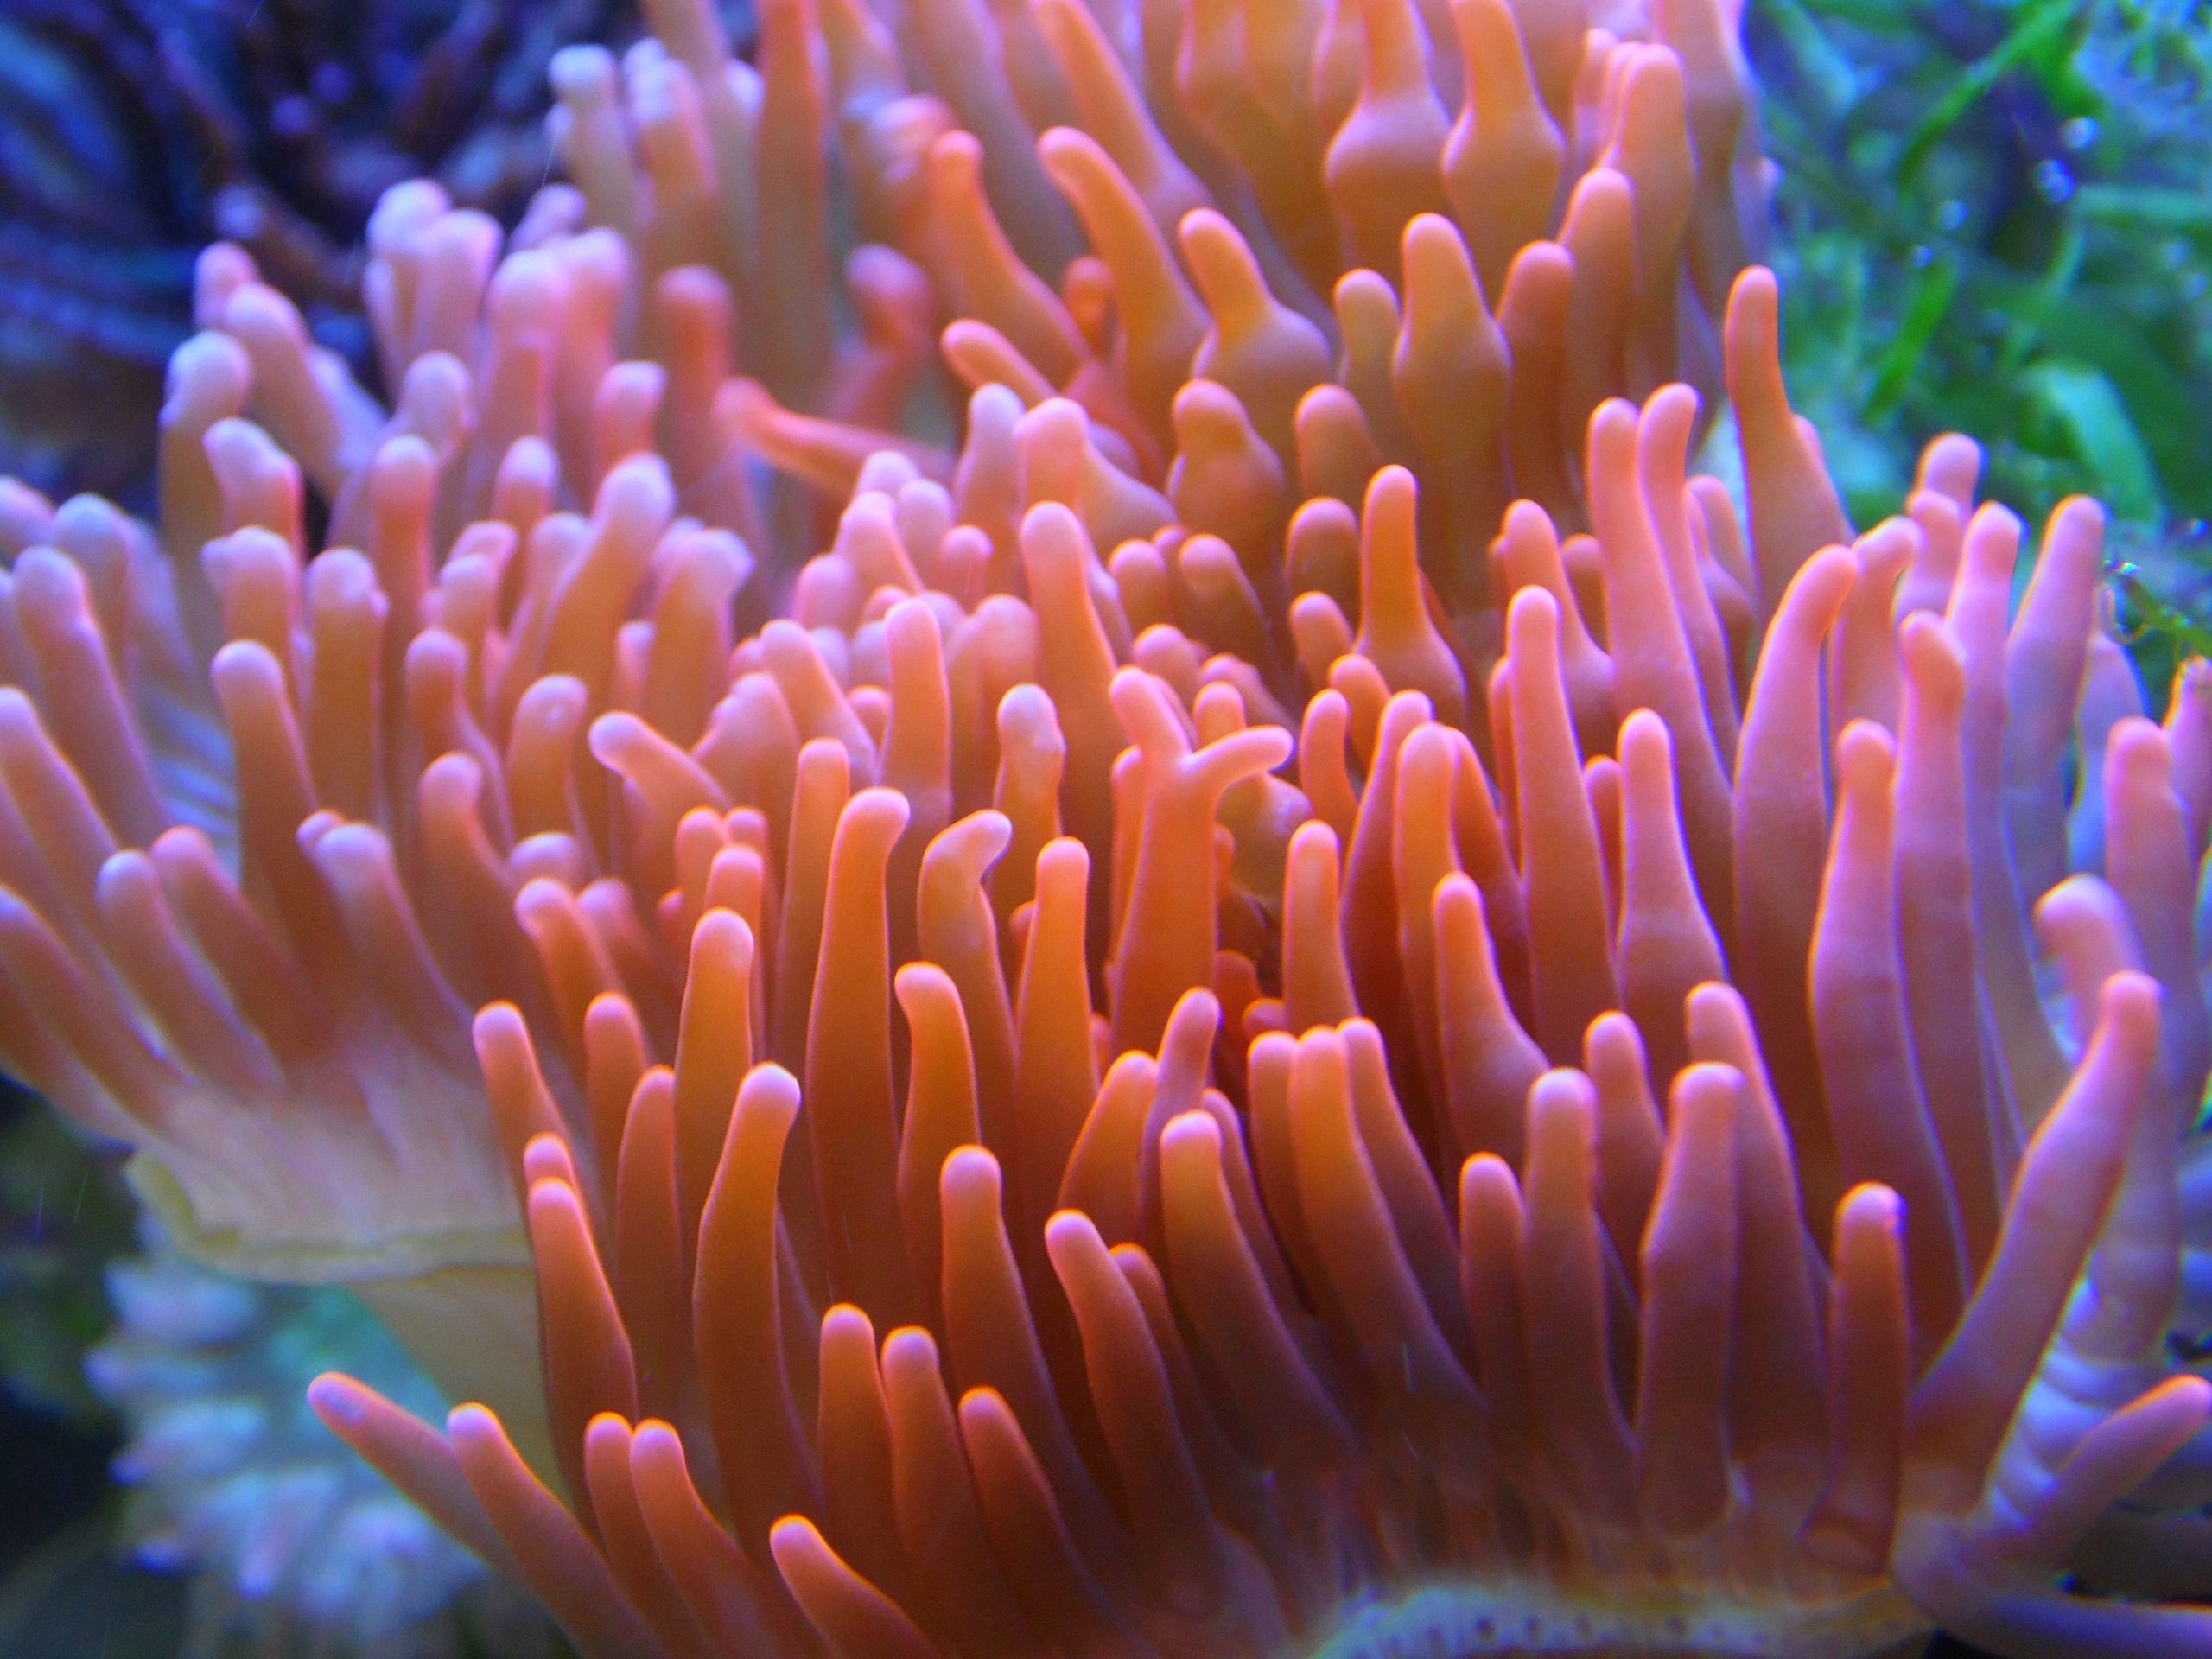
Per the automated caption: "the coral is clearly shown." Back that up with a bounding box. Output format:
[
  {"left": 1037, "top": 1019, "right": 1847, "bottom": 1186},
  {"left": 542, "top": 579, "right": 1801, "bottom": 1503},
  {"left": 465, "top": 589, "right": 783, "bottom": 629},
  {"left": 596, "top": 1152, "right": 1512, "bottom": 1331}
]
[
  {"left": 0, "top": 0, "right": 2208, "bottom": 1654},
  {"left": 87, "top": 1223, "right": 555, "bottom": 1658},
  {"left": 0, "top": 1084, "right": 545, "bottom": 1656}
]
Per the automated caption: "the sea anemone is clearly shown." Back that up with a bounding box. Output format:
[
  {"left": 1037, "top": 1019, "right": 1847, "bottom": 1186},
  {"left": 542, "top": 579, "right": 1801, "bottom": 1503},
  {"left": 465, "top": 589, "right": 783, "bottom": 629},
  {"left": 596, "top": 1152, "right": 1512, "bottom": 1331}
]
[
  {"left": 2, "top": 0, "right": 2210, "bottom": 1653},
  {"left": 0, "top": 0, "right": 750, "bottom": 503}
]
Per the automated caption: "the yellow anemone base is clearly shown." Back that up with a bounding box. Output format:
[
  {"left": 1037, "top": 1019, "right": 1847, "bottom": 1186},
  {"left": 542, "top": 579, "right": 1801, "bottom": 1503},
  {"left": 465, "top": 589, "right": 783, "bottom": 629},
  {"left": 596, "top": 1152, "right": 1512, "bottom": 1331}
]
[
  {"left": 1299, "top": 1578, "right": 1933, "bottom": 1659},
  {"left": 126, "top": 1151, "right": 557, "bottom": 1484}
]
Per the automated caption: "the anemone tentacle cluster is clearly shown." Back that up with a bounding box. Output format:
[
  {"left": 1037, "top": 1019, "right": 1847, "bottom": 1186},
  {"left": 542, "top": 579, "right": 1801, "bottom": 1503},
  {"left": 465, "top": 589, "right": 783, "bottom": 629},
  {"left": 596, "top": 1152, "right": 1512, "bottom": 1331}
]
[
  {"left": 1, "top": 0, "right": 2210, "bottom": 1655},
  {"left": 0, "top": 0, "right": 734, "bottom": 502}
]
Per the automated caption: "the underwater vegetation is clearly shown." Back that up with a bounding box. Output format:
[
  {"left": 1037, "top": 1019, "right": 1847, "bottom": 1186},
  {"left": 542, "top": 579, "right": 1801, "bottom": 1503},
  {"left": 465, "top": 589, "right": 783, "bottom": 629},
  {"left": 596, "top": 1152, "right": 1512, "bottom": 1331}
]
[
  {"left": 0, "top": 1093, "right": 132, "bottom": 1431},
  {"left": 0, "top": 0, "right": 2209, "bottom": 1655},
  {"left": 1750, "top": 0, "right": 2212, "bottom": 680}
]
